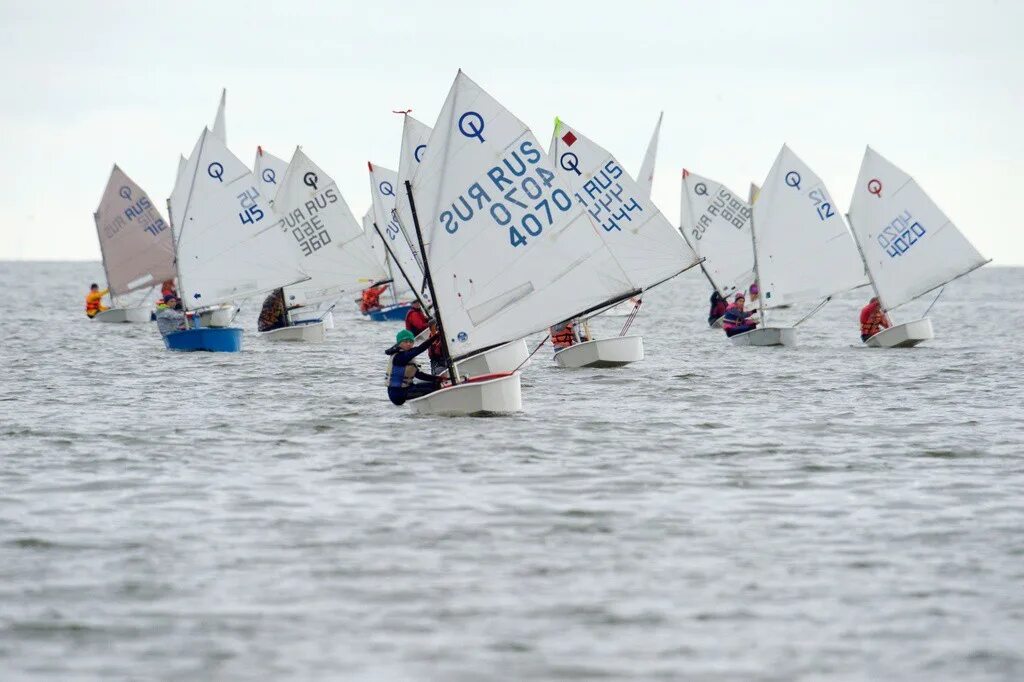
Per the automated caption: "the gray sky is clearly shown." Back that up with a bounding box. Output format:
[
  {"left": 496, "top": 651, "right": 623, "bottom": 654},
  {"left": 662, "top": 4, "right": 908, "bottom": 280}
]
[{"left": 1, "top": 0, "right": 1020, "bottom": 263}]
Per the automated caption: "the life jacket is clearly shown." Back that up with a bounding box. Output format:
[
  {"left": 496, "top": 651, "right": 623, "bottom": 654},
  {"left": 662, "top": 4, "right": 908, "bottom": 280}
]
[
  {"left": 860, "top": 303, "right": 890, "bottom": 338},
  {"left": 361, "top": 286, "right": 385, "bottom": 313},
  {"left": 385, "top": 353, "right": 420, "bottom": 389},
  {"left": 551, "top": 323, "right": 576, "bottom": 349},
  {"left": 721, "top": 303, "right": 751, "bottom": 332},
  {"left": 84, "top": 289, "right": 107, "bottom": 317},
  {"left": 405, "top": 308, "right": 429, "bottom": 335}
]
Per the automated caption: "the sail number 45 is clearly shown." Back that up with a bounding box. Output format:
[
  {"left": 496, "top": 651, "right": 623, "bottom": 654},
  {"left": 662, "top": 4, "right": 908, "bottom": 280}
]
[
  {"left": 877, "top": 210, "right": 926, "bottom": 259},
  {"left": 237, "top": 187, "right": 265, "bottom": 225}
]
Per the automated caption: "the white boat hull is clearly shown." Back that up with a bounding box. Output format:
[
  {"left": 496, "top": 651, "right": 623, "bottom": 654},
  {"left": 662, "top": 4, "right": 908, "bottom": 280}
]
[
  {"left": 258, "top": 321, "right": 327, "bottom": 343},
  {"left": 93, "top": 307, "right": 151, "bottom": 324},
  {"left": 292, "top": 310, "right": 333, "bottom": 329},
  {"left": 455, "top": 338, "right": 530, "bottom": 376},
  {"left": 553, "top": 336, "right": 644, "bottom": 368},
  {"left": 199, "top": 305, "right": 236, "bottom": 328},
  {"left": 407, "top": 373, "right": 522, "bottom": 416},
  {"left": 865, "top": 318, "right": 933, "bottom": 348},
  {"left": 728, "top": 326, "right": 797, "bottom": 347}
]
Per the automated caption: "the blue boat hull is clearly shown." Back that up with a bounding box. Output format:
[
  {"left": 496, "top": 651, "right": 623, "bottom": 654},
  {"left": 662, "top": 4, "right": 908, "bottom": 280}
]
[
  {"left": 366, "top": 304, "right": 413, "bottom": 322},
  {"left": 163, "top": 327, "right": 243, "bottom": 352}
]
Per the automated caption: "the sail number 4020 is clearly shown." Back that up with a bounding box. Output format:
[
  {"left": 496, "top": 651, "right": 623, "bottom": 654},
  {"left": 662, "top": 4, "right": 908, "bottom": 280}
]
[{"left": 877, "top": 210, "right": 926, "bottom": 259}]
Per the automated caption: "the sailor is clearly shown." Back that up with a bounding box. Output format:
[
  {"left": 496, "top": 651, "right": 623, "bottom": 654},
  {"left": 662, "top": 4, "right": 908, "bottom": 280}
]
[
  {"left": 385, "top": 329, "right": 442, "bottom": 405},
  {"left": 860, "top": 297, "right": 891, "bottom": 342},
  {"left": 258, "top": 288, "right": 290, "bottom": 332},
  {"left": 84, "top": 283, "right": 109, "bottom": 318},
  {"left": 722, "top": 293, "right": 758, "bottom": 337},
  {"left": 405, "top": 299, "right": 430, "bottom": 336},
  {"left": 748, "top": 282, "right": 761, "bottom": 307},
  {"left": 708, "top": 291, "right": 729, "bottom": 326},
  {"left": 155, "top": 294, "right": 187, "bottom": 336},
  {"left": 360, "top": 283, "right": 389, "bottom": 314}
]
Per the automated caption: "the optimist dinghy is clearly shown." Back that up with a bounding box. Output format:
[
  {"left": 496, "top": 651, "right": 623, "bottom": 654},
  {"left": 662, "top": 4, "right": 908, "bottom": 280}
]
[
  {"left": 729, "top": 146, "right": 867, "bottom": 347},
  {"left": 258, "top": 147, "right": 387, "bottom": 342},
  {"left": 92, "top": 166, "right": 176, "bottom": 323},
  {"left": 847, "top": 147, "right": 989, "bottom": 348},
  {"left": 163, "top": 124, "right": 309, "bottom": 352},
  {"left": 395, "top": 71, "right": 672, "bottom": 414},
  {"left": 547, "top": 118, "right": 700, "bottom": 367},
  {"left": 680, "top": 169, "right": 756, "bottom": 328}
]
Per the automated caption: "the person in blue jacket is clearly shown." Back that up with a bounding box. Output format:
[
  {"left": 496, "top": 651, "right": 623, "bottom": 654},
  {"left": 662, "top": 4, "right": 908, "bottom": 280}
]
[{"left": 385, "top": 329, "right": 442, "bottom": 405}]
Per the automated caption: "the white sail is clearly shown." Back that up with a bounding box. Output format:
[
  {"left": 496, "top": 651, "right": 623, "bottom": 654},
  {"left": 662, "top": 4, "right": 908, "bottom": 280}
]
[
  {"left": 270, "top": 147, "right": 387, "bottom": 306},
  {"left": 175, "top": 128, "right": 308, "bottom": 310},
  {"left": 680, "top": 169, "right": 755, "bottom": 297},
  {"left": 753, "top": 145, "right": 867, "bottom": 309},
  {"left": 211, "top": 89, "right": 226, "bottom": 143},
  {"left": 368, "top": 161, "right": 422, "bottom": 299},
  {"left": 398, "top": 70, "right": 639, "bottom": 360},
  {"left": 253, "top": 146, "right": 288, "bottom": 203},
  {"left": 362, "top": 208, "right": 390, "bottom": 274},
  {"left": 550, "top": 119, "right": 699, "bottom": 290},
  {"left": 848, "top": 147, "right": 988, "bottom": 311},
  {"left": 93, "top": 165, "right": 176, "bottom": 298},
  {"left": 393, "top": 114, "right": 433, "bottom": 273},
  {"left": 168, "top": 155, "right": 191, "bottom": 242},
  {"left": 637, "top": 111, "right": 663, "bottom": 198}
]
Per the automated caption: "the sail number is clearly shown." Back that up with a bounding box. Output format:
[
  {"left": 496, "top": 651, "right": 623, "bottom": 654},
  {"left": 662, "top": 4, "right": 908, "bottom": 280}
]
[
  {"left": 237, "top": 187, "right": 265, "bottom": 225},
  {"left": 692, "top": 188, "right": 749, "bottom": 241},
  {"left": 570, "top": 161, "right": 643, "bottom": 233},
  {"left": 808, "top": 188, "right": 835, "bottom": 221},
  {"left": 277, "top": 188, "right": 339, "bottom": 256},
  {"left": 438, "top": 140, "right": 573, "bottom": 249},
  {"left": 877, "top": 210, "right": 926, "bottom": 259}
]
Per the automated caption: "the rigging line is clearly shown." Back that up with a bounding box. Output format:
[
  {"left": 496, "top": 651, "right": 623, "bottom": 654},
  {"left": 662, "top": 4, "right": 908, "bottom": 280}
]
[
  {"left": 923, "top": 286, "right": 945, "bottom": 317},
  {"left": 619, "top": 298, "right": 643, "bottom": 337},
  {"left": 513, "top": 335, "right": 550, "bottom": 374},
  {"left": 793, "top": 296, "right": 831, "bottom": 328}
]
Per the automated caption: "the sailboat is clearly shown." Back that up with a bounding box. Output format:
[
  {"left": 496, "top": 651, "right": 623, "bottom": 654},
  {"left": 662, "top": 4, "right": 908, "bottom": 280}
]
[
  {"left": 395, "top": 71, "right": 656, "bottom": 415},
  {"left": 166, "top": 89, "right": 236, "bottom": 328},
  {"left": 548, "top": 118, "right": 700, "bottom": 368},
  {"left": 732, "top": 145, "right": 867, "bottom": 347},
  {"left": 605, "top": 112, "right": 664, "bottom": 318},
  {"left": 164, "top": 127, "right": 309, "bottom": 351},
  {"left": 847, "top": 147, "right": 989, "bottom": 347},
  {"left": 680, "top": 169, "right": 756, "bottom": 327},
  {"left": 260, "top": 147, "right": 388, "bottom": 342},
  {"left": 364, "top": 161, "right": 418, "bottom": 321},
  {"left": 92, "top": 166, "right": 176, "bottom": 322}
]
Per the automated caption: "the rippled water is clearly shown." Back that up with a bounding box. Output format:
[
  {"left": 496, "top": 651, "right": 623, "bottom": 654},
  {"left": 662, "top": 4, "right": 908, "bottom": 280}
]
[{"left": 1, "top": 261, "right": 1022, "bottom": 680}]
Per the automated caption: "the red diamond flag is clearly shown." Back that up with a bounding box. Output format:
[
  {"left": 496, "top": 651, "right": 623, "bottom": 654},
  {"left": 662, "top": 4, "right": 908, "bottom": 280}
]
[{"left": 561, "top": 131, "right": 577, "bottom": 146}]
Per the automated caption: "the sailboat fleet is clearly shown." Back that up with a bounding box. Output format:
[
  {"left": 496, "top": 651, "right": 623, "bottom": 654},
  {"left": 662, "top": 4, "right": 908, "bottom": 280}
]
[{"left": 89, "top": 72, "right": 990, "bottom": 415}]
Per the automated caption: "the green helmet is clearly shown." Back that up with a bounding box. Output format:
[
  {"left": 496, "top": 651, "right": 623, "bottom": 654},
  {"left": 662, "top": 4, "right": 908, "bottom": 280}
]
[{"left": 396, "top": 329, "right": 415, "bottom": 344}]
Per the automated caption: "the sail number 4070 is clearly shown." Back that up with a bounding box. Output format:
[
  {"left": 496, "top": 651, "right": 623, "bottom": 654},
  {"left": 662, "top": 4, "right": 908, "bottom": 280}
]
[{"left": 877, "top": 210, "right": 926, "bottom": 259}]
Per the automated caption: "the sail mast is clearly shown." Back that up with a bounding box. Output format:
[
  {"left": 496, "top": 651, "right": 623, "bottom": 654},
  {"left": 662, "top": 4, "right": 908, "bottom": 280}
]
[
  {"left": 749, "top": 202, "right": 766, "bottom": 326},
  {"left": 404, "top": 180, "right": 458, "bottom": 383},
  {"left": 845, "top": 211, "right": 887, "bottom": 314},
  {"left": 372, "top": 222, "right": 429, "bottom": 311}
]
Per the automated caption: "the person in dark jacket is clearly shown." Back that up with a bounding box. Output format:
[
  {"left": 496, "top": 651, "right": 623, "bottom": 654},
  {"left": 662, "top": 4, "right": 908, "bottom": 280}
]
[
  {"left": 258, "top": 288, "right": 290, "bottom": 332},
  {"left": 708, "top": 291, "right": 729, "bottom": 326},
  {"left": 722, "top": 293, "right": 759, "bottom": 337},
  {"left": 385, "top": 329, "right": 442, "bottom": 405}
]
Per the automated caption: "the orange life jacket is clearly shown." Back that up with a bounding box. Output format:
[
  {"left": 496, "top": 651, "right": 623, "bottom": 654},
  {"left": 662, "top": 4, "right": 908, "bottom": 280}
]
[
  {"left": 85, "top": 288, "right": 108, "bottom": 317},
  {"left": 551, "top": 323, "right": 576, "bottom": 349},
  {"left": 361, "top": 285, "right": 386, "bottom": 313},
  {"left": 859, "top": 302, "right": 890, "bottom": 338}
]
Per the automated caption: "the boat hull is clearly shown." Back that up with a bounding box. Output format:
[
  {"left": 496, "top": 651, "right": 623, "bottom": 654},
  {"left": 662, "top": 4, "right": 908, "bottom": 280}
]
[
  {"left": 407, "top": 372, "right": 522, "bottom": 416},
  {"left": 258, "top": 320, "right": 327, "bottom": 343},
  {"left": 163, "top": 327, "right": 243, "bottom": 352},
  {"left": 94, "top": 307, "right": 152, "bottom": 324},
  {"left": 198, "top": 305, "right": 236, "bottom": 328},
  {"left": 728, "top": 326, "right": 797, "bottom": 347},
  {"left": 366, "top": 303, "right": 413, "bottom": 322},
  {"left": 865, "top": 318, "right": 933, "bottom": 348},
  {"left": 553, "top": 336, "right": 644, "bottom": 368},
  {"left": 292, "top": 310, "right": 333, "bottom": 329},
  {"left": 454, "top": 338, "right": 530, "bottom": 376}
]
